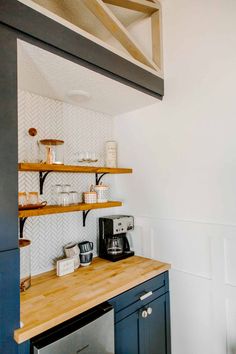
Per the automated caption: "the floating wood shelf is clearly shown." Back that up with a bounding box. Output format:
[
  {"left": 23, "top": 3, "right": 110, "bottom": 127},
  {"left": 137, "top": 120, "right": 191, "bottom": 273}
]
[
  {"left": 18, "top": 163, "right": 132, "bottom": 194},
  {"left": 18, "top": 201, "right": 122, "bottom": 218},
  {"left": 18, "top": 163, "right": 132, "bottom": 174},
  {"left": 18, "top": 201, "right": 122, "bottom": 235}
]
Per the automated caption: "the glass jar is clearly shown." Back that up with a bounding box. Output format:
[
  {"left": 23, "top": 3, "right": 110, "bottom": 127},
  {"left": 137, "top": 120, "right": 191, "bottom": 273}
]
[
  {"left": 52, "top": 184, "right": 63, "bottom": 205},
  {"left": 40, "top": 139, "right": 64, "bottom": 165},
  {"left": 28, "top": 192, "right": 39, "bottom": 205},
  {"left": 58, "top": 192, "right": 70, "bottom": 206},
  {"left": 62, "top": 184, "right": 71, "bottom": 193},
  {"left": 69, "top": 191, "right": 79, "bottom": 205},
  {"left": 18, "top": 192, "right": 28, "bottom": 206},
  {"left": 19, "top": 239, "right": 31, "bottom": 292}
]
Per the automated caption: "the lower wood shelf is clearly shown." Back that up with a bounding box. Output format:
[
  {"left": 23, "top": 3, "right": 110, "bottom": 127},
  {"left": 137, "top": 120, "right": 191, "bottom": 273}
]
[{"left": 18, "top": 201, "right": 122, "bottom": 218}]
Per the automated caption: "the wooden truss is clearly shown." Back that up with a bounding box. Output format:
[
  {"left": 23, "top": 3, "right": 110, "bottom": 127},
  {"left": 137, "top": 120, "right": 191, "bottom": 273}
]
[{"left": 82, "top": 0, "right": 163, "bottom": 74}]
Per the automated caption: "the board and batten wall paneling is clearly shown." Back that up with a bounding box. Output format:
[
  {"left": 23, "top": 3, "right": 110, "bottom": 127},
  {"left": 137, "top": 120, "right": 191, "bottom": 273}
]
[{"left": 112, "top": 0, "right": 236, "bottom": 353}]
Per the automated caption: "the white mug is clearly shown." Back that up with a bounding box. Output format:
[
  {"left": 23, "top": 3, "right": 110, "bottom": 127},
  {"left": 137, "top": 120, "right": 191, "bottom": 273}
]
[{"left": 64, "top": 243, "right": 80, "bottom": 269}]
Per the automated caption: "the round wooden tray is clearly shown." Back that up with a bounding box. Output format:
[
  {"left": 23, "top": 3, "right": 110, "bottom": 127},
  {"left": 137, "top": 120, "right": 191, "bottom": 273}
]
[{"left": 19, "top": 201, "right": 47, "bottom": 210}]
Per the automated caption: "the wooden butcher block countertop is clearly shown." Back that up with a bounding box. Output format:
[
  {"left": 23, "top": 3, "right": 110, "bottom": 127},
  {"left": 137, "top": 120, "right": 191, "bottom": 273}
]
[{"left": 14, "top": 256, "right": 171, "bottom": 344}]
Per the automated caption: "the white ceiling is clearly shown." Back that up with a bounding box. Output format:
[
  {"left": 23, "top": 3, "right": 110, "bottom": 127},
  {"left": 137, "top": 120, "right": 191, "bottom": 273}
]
[{"left": 17, "top": 40, "right": 157, "bottom": 116}]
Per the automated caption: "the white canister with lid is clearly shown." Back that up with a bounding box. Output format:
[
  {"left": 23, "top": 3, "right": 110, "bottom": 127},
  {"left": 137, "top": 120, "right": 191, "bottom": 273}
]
[
  {"left": 105, "top": 141, "right": 117, "bottom": 168},
  {"left": 94, "top": 183, "right": 109, "bottom": 203}
]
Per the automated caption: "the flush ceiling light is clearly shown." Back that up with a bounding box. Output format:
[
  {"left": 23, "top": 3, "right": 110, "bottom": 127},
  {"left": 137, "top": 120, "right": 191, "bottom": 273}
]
[{"left": 67, "top": 90, "right": 91, "bottom": 102}]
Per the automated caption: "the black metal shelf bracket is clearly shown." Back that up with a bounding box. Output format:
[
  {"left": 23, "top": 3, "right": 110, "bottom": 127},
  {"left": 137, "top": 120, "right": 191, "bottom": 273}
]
[
  {"left": 82, "top": 210, "right": 92, "bottom": 227},
  {"left": 39, "top": 171, "right": 52, "bottom": 195},
  {"left": 19, "top": 217, "right": 28, "bottom": 238},
  {"left": 95, "top": 172, "right": 108, "bottom": 185}
]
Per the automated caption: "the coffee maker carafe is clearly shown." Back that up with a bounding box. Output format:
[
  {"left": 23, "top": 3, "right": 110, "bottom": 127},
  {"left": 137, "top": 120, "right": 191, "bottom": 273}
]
[
  {"left": 107, "top": 236, "right": 123, "bottom": 255},
  {"left": 99, "top": 215, "right": 134, "bottom": 262}
]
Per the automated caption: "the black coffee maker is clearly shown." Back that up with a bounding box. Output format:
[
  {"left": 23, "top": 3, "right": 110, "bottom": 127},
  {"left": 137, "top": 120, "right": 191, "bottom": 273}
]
[{"left": 99, "top": 215, "right": 134, "bottom": 262}]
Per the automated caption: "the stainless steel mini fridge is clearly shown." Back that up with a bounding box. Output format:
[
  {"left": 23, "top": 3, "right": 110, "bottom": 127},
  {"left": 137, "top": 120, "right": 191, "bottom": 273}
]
[{"left": 31, "top": 303, "right": 114, "bottom": 354}]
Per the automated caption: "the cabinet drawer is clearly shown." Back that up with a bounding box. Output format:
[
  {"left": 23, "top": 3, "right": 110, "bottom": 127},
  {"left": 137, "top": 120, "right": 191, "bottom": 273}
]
[{"left": 109, "top": 272, "right": 169, "bottom": 314}]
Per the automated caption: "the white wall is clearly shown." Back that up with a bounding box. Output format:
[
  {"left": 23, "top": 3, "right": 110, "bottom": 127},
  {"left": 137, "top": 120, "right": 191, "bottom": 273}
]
[{"left": 113, "top": 1, "right": 236, "bottom": 353}]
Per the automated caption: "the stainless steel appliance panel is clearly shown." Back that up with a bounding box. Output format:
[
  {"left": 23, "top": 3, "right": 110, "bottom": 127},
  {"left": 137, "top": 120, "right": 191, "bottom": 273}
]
[{"left": 33, "top": 307, "right": 114, "bottom": 354}]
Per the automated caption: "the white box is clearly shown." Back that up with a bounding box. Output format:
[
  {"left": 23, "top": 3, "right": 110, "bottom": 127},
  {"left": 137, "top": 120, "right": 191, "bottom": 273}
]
[{"left": 56, "top": 258, "right": 75, "bottom": 276}]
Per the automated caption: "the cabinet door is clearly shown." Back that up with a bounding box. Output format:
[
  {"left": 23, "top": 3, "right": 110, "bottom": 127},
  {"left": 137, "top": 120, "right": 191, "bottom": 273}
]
[
  {"left": 0, "top": 249, "right": 20, "bottom": 354},
  {"left": 139, "top": 293, "right": 171, "bottom": 354},
  {"left": 115, "top": 311, "right": 140, "bottom": 354},
  {"left": 0, "top": 24, "right": 18, "bottom": 252}
]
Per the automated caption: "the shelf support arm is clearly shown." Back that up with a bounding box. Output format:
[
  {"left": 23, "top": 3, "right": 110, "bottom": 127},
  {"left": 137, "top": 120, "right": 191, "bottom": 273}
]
[
  {"left": 82, "top": 210, "right": 92, "bottom": 227},
  {"left": 39, "top": 171, "right": 52, "bottom": 195},
  {"left": 95, "top": 172, "right": 108, "bottom": 185},
  {"left": 19, "top": 217, "right": 28, "bottom": 238}
]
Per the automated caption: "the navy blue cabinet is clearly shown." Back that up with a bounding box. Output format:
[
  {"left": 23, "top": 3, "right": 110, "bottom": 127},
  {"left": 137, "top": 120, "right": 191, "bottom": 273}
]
[
  {"left": 0, "top": 23, "right": 20, "bottom": 354},
  {"left": 110, "top": 272, "right": 171, "bottom": 354},
  {"left": 0, "top": 249, "right": 20, "bottom": 354},
  {"left": 0, "top": 24, "right": 18, "bottom": 252}
]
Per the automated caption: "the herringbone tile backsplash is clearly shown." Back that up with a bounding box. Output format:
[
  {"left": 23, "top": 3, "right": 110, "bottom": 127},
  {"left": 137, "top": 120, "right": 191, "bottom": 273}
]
[{"left": 18, "top": 90, "right": 118, "bottom": 275}]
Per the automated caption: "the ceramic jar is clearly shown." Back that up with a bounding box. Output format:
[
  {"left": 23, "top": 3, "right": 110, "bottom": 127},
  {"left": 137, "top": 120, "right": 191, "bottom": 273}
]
[
  {"left": 105, "top": 141, "right": 117, "bottom": 168},
  {"left": 94, "top": 183, "right": 109, "bottom": 203}
]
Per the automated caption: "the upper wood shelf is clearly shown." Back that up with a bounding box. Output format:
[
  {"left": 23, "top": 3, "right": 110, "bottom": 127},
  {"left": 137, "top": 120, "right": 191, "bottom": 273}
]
[{"left": 18, "top": 163, "right": 132, "bottom": 174}]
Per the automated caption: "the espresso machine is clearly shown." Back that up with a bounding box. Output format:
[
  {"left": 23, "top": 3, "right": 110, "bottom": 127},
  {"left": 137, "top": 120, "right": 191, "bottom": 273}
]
[{"left": 99, "top": 215, "right": 134, "bottom": 262}]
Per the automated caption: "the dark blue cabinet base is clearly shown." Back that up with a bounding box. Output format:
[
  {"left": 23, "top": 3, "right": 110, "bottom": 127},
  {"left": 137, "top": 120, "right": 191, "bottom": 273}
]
[
  {"left": 110, "top": 272, "right": 171, "bottom": 354},
  {"left": 18, "top": 341, "right": 30, "bottom": 354},
  {"left": 0, "top": 249, "right": 20, "bottom": 354}
]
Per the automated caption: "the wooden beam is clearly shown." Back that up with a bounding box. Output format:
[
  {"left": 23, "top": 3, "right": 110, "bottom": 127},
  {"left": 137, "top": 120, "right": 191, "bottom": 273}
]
[
  {"left": 102, "top": 0, "right": 160, "bottom": 14},
  {"left": 82, "top": 0, "right": 159, "bottom": 71},
  {"left": 151, "top": 9, "right": 162, "bottom": 71}
]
